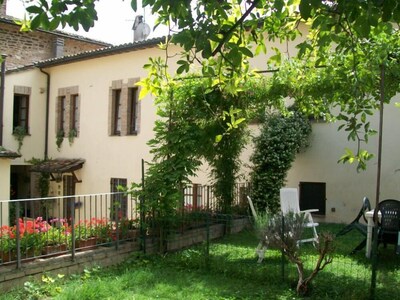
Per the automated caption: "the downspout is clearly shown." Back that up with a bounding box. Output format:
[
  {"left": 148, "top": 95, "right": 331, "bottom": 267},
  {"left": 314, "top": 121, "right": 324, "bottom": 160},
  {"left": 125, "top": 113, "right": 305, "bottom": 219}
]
[
  {"left": 40, "top": 68, "right": 50, "bottom": 159},
  {"left": 0, "top": 54, "right": 6, "bottom": 146}
]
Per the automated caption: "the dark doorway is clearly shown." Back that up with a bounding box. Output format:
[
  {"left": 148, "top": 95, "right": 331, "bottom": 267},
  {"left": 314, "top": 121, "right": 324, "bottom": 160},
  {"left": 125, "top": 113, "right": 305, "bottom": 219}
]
[
  {"left": 299, "top": 182, "right": 326, "bottom": 215},
  {"left": 63, "top": 175, "right": 75, "bottom": 220}
]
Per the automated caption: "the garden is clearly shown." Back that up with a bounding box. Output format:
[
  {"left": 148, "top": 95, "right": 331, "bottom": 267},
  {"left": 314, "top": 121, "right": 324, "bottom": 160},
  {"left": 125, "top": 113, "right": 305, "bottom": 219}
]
[
  {"left": 1, "top": 1, "right": 400, "bottom": 299},
  {"left": 1, "top": 223, "right": 399, "bottom": 300},
  {"left": 0, "top": 215, "right": 140, "bottom": 263}
]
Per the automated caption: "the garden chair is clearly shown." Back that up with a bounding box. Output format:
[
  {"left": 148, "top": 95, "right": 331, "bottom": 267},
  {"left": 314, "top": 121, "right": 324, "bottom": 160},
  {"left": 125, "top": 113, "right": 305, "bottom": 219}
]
[
  {"left": 375, "top": 199, "right": 400, "bottom": 254},
  {"left": 247, "top": 196, "right": 267, "bottom": 263},
  {"left": 336, "top": 197, "right": 371, "bottom": 254},
  {"left": 279, "top": 188, "right": 319, "bottom": 245}
]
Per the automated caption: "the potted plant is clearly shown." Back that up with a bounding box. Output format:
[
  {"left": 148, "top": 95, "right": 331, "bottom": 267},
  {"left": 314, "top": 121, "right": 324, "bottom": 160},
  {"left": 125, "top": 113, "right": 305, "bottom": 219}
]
[
  {"left": 119, "top": 218, "right": 139, "bottom": 240},
  {"left": 75, "top": 220, "right": 97, "bottom": 249},
  {"left": 91, "top": 218, "right": 112, "bottom": 244},
  {"left": 20, "top": 231, "right": 42, "bottom": 258},
  {"left": 18, "top": 218, "right": 49, "bottom": 258},
  {"left": 0, "top": 226, "right": 16, "bottom": 263},
  {"left": 41, "top": 227, "right": 69, "bottom": 255}
]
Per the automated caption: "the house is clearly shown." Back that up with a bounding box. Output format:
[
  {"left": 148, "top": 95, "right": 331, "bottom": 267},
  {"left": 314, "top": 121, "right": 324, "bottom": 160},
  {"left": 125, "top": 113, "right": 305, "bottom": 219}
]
[
  {"left": 0, "top": 0, "right": 108, "bottom": 222},
  {"left": 1, "top": 4, "right": 399, "bottom": 225}
]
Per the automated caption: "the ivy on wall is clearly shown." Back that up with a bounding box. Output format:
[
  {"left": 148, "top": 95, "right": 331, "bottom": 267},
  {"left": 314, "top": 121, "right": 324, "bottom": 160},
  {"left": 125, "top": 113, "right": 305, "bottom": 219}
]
[
  {"left": 250, "top": 110, "right": 312, "bottom": 214},
  {"left": 141, "top": 78, "right": 251, "bottom": 219}
]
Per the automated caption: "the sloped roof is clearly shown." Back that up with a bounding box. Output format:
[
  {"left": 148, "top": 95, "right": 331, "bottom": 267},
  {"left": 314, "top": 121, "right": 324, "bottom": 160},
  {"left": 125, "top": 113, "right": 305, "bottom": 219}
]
[
  {"left": 0, "top": 146, "right": 20, "bottom": 158},
  {"left": 30, "top": 158, "right": 85, "bottom": 173},
  {"left": 35, "top": 36, "right": 166, "bottom": 68}
]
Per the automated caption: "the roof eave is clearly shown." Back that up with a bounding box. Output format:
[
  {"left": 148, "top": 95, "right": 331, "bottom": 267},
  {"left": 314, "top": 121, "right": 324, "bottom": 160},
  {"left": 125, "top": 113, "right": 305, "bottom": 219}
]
[{"left": 35, "top": 37, "right": 166, "bottom": 68}]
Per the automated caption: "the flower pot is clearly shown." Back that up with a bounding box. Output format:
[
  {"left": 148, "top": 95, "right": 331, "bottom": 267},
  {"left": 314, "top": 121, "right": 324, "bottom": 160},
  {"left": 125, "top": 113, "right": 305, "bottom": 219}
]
[
  {"left": 42, "top": 244, "right": 68, "bottom": 256},
  {"left": 1, "top": 251, "right": 16, "bottom": 263},
  {"left": 22, "top": 248, "right": 38, "bottom": 262},
  {"left": 76, "top": 237, "right": 97, "bottom": 250},
  {"left": 126, "top": 229, "right": 140, "bottom": 239}
]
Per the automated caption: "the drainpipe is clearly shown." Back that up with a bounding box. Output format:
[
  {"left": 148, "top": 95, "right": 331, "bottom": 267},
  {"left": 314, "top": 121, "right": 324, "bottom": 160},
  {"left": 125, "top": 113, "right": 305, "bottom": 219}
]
[
  {"left": 40, "top": 68, "right": 50, "bottom": 159},
  {"left": 0, "top": 54, "right": 6, "bottom": 146}
]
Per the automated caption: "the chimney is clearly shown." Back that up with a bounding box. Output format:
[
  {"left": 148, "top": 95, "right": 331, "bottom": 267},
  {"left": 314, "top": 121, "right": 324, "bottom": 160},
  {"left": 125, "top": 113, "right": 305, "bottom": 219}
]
[
  {"left": 0, "top": 0, "right": 7, "bottom": 17},
  {"left": 53, "top": 37, "right": 64, "bottom": 58}
]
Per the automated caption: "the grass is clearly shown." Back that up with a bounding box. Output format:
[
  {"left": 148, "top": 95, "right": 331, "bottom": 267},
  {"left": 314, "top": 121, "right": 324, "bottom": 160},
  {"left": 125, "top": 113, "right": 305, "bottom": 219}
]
[{"left": 1, "top": 223, "right": 399, "bottom": 300}]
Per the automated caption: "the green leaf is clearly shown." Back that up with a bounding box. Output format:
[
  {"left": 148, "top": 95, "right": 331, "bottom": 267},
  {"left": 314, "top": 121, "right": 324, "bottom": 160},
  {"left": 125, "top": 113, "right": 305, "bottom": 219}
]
[
  {"left": 239, "top": 47, "right": 253, "bottom": 58},
  {"left": 26, "top": 5, "right": 44, "bottom": 14},
  {"left": 131, "top": 0, "right": 138, "bottom": 12},
  {"left": 48, "top": 17, "right": 61, "bottom": 31},
  {"left": 30, "top": 15, "right": 42, "bottom": 30},
  {"left": 215, "top": 135, "right": 223, "bottom": 143},
  {"left": 382, "top": 0, "right": 394, "bottom": 22},
  {"left": 354, "top": 15, "right": 370, "bottom": 37},
  {"left": 176, "top": 64, "right": 186, "bottom": 75},
  {"left": 299, "top": 0, "right": 312, "bottom": 20}
]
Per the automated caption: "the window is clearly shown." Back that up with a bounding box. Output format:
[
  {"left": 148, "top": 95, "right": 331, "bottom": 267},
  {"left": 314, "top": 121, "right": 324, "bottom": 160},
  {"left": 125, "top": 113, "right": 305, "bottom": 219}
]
[
  {"left": 71, "top": 94, "right": 79, "bottom": 134},
  {"left": 128, "top": 87, "right": 139, "bottom": 135},
  {"left": 13, "top": 94, "right": 29, "bottom": 132},
  {"left": 56, "top": 86, "right": 80, "bottom": 137},
  {"left": 112, "top": 89, "right": 122, "bottom": 135},
  {"left": 57, "top": 96, "right": 66, "bottom": 135},
  {"left": 110, "top": 178, "right": 127, "bottom": 220},
  {"left": 109, "top": 78, "right": 141, "bottom": 136}
]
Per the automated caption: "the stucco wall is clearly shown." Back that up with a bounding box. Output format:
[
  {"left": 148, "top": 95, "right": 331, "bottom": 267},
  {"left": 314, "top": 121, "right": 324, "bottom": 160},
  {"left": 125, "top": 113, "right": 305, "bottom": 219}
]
[
  {"left": 286, "top": 100, "right": 400, "bottom": 223},
  {"left": 0, "top": 159, "right": 11, "bottom": 224},
  {"left": 2, "top": 68, "right": 47, "bottom": 160},
  {"left": 43, "top": 44, "right": 182, "bottom": 196}
]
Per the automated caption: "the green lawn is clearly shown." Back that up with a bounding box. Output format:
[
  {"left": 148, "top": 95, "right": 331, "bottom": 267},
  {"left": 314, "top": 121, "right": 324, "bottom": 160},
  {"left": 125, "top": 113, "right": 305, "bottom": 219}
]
[{"left": 1, "top": 223, "right": 399, "bottom": 300}]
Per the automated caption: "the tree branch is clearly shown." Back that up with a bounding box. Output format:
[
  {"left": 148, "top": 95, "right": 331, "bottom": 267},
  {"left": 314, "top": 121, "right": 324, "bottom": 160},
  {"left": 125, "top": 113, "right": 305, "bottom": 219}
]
[{"left": 211, "top": 0, "right": 261, "bottom": 56}]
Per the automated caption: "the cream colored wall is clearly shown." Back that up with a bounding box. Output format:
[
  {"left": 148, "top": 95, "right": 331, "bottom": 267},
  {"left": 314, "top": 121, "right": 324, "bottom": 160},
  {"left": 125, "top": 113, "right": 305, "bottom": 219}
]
[
  {"left": 3, "top": 69, "right": 48, "bottom": 163},
  {"left": 0, "top": 159, "right": 11, "bottom": 225},
  {"left": 44, "top": 45, "right": 182, "bottom": 197},
  {"left": 284, "top": 99, "right": 400, "bottom": 223}
]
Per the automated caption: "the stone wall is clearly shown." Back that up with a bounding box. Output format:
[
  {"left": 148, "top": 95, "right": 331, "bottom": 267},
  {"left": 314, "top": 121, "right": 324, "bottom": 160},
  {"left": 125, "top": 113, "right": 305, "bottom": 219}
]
[
  {"left": 0, "top": 217, "right": 251, "bottom": 292},
  {"left": 0, "top": 21, "right": 108, "bottom": 70},
  {"left": 0, "top": 242, "right": 141, "bottom": 292}
]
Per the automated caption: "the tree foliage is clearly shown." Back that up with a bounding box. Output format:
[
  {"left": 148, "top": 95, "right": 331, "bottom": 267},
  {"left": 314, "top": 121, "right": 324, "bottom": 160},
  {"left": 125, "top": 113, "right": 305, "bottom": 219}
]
[
  {"left": 141, "top": 75, "right": 260, "bottom": 215},
  {"left": 7, "top": 0, "right": 399, "bottom": 169}
]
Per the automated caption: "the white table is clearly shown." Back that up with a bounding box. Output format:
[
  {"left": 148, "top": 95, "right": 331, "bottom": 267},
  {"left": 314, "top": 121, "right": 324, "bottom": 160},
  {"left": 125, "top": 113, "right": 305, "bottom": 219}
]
[{"left": 365, "top": 210, "right": 381, "bottom": 258}]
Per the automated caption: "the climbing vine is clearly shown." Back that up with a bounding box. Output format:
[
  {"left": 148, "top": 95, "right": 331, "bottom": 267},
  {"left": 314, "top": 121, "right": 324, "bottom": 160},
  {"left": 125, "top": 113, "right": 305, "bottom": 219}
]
[
  {"left": 250, "top": 110, "right": 312, "bottom": 214},
  {"left": 13, "top": 126, "right": 27, "bottom": 154},
  {"left": 134, "top": 74, "right": 287, "bottom": 234},
  {"left": 28, "top": 157, "right": 50, "bottom": 198}
]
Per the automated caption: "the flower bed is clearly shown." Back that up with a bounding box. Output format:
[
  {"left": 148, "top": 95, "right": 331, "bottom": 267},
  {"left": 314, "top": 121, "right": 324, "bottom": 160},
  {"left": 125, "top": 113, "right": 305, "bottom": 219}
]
[{"left": 0, "top": 217, "right": 139, "bottom": 264}]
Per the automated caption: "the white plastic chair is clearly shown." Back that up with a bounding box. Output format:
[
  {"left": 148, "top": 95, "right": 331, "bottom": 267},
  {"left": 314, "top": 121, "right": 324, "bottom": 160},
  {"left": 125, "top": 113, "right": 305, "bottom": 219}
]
[
  {"left": 247, "top": 196, "right": 267, "bottom": 263},
  {"left": 279, "top": 188, "right": 319, "bottom": 244}
]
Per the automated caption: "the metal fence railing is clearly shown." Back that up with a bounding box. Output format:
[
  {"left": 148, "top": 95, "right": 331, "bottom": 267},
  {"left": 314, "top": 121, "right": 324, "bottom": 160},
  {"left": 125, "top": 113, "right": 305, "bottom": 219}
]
[
  {"left": 0, "top": 192, "right": 140, "bottom": 267},
  {"left": 0, "top": 182, "right": 253, "bottom": 267},
  {"left": 182, "top": 182, "right": 251, "bottom": 213}
]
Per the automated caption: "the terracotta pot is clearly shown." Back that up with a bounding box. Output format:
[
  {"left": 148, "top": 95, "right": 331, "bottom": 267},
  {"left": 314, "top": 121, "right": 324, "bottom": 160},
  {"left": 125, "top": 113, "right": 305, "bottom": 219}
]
[
  {"left": 126, "top": 229, "right": 140, "bottom": 239},
  {"left": 76, "top": 237, "right": 97, "bottom": 250},
  {"left": 1, "top": 251, "right": 16, "bottom": 263},
  {"left": 42, "top": 244, "right": 68, "bottom": 256}
]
